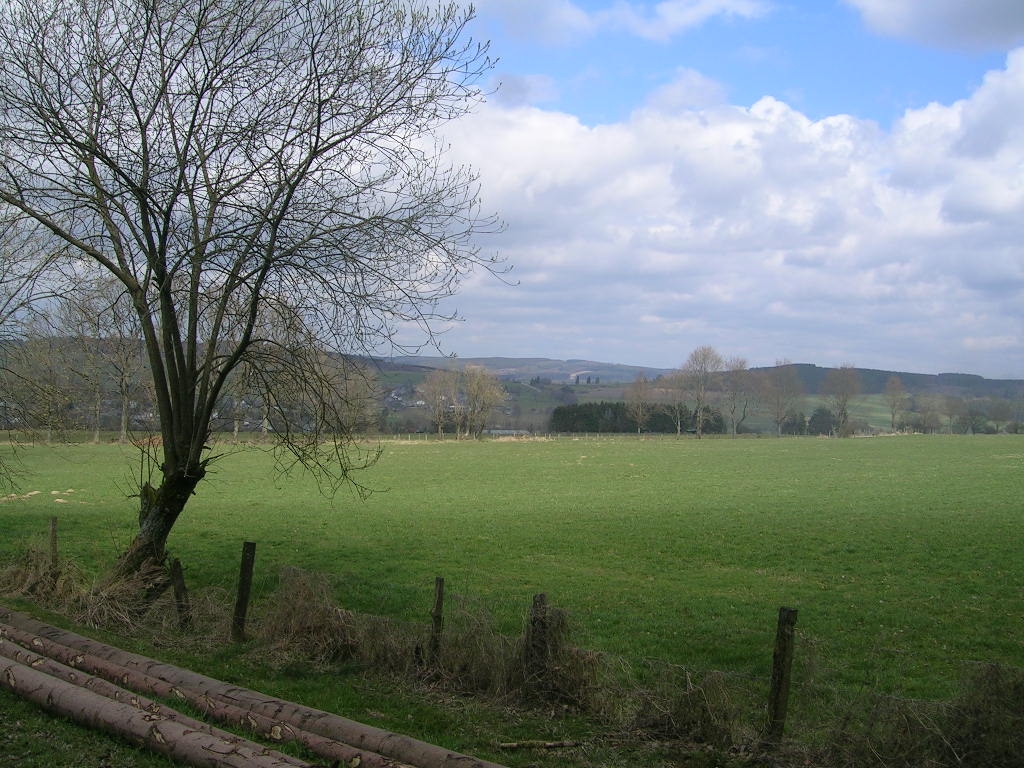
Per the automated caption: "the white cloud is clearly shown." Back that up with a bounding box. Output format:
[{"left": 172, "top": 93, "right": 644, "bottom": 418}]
[
  {"left": 490, "top": 73, "right": 560, "bottom": 108},
  {"left": 475, "top": 0, "right": 771, "bottom": 45},
  {"left": 643, "top": 68, "right": 728, "bottom": 112},
  {"left": 845, "top": 0, "right": 1024, "bottom": 50},
  {"left": 472, "top": 0, "right": 595, "bottom": 45},
  {"left": 600, "top": 0, "right": 772, "bottom": 42},
  {"left": 442, "top": 51, "right": 1024, "bottom": 376}
]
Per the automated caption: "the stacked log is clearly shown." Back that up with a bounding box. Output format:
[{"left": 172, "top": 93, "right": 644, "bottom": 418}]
[{"left": 0, "top": 606, "right": 507, "bottom": 768}]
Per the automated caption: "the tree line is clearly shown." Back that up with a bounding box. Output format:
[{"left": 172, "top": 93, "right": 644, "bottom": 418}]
[{"left": 550, "top": 346, "right": 1024, "bottom": 437}]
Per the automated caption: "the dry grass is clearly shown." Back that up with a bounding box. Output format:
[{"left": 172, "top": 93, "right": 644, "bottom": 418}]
[
  {"left": 6, "top": 550, "right": 1022, "bottom": 767},
  {"left": 255, "top": 567, "right": 359, "bottom": 665},
  {"left": 826, "top": 662, "right": 1024, "bottom": 767},
  {"left": 624, "top": 667, "right": 738, "bottom": 748}
]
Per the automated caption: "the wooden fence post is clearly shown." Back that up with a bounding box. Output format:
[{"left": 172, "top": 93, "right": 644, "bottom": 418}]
[
  {"left": 764, "top": 606, "right": 798, "bottom": 744},
  {"left": 428, "top": 576, "right": 445, "bottom": 663},
  {"left": 523, "top": 593, "right": 549, "bottom": 676},
  {"left": 48, "top": 516, "right": 58, "bottom": 572},
  {"left": 231, "top": 542, "right": 257, "bottom": 642}
]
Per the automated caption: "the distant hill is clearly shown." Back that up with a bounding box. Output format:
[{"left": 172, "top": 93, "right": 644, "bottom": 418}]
[
  {"left": 779, "top": 363, "right": 1023, "bottom": 399},
  {"left": 384, "top": 356, "right": 673, "bottom": 384},
  {"left": 382, "top": 356, "right": 1023, "bottom": 398}
]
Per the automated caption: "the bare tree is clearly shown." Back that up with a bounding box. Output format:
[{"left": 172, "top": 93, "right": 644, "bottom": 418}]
[
  {"left": 624, "top": 374, "right": 655, "bottom": 436},
  {"left": 4, "top": 317, "right": 76, "bottom": 442},
  {"left": 986, "top": 398, "right": 1014, "bottom": 432},
  {"left": 0, "top": 216, "right": 63, "bottom": 488},
  {"left": 0, "top": 0, "right": 499, "bottom": 584},
  {"left": 916, "top": 394, "right": 944, "bottom": 434},
  {"left": 461, "top": 365, "right": 504, "bottom": 438},
  {"left": 419, "top": 368, "right": 459, "bottom": 437},
  {"left": 657, "top": 372, "right": 691, "bottom": 436},
  {"left": 822, "top": 364, "right": 860, "bottom": 437},
  {"left": 53, "top": 276, "right": 148, "bottom": 443},
  {"left": 0, "top": 215, "right": 55, "bottom": 337},
  {"left": 942, "top": 395, "right": 966, "bottom": 434},
  {"left": 760, "top": 360, "right": 803, "bottom": 437},
  {"left": 884, "top": 376, "right": 908, "bottom": 432},
  {"left": 681, "top": 345, "right": 723, "bottom": 439},
  {"left": 721, "top": 356, "right": 752, "bottom": 437}
]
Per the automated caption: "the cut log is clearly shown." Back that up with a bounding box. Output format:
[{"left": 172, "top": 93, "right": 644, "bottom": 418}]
[
  {"left": 0, "top": 621, "right": 414, "bottom": 768},
  {"left": 0, "top": 639, "right": 312, "bottom": 768},
  {"left": 0, "top": 606, "right": 509, "bottom": 768},
  {"left": 0, "top": 652, "right": 312, "bottom": 768}
]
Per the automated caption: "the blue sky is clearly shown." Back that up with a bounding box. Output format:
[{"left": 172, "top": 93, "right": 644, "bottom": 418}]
[
  {"left": 422, "top": 0, "right": 1024, "bottom": 378},
  {"left": 476, "top": 1, "right": 1007, "bottom": 127}
]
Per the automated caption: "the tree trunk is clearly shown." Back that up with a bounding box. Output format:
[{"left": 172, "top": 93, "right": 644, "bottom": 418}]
[
  {"left": 93, "top": 386, "right": 102, "bottom": 443},
  {"left": 0, "top": 608, "right": 506, "bottom": 768},
  {"left": 119, "top": 391, "right": 130, "bottom": 443},
  {"left": 109, "top": 466, "right": 204, "bottom": 589},
  {"left": 0, "top": 620, "right": 415, "bottom": 768},
  {"left": 0, "top": 649, "right": 309, "bottom": 768}
]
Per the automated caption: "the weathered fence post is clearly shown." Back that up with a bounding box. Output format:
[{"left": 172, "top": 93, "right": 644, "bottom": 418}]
[
  {"left": 231, "top": 542, "right": 257, "bottom": 642},
  {"left": 170, "top": 558, "right": 193, "bottom": 632},
  {"left": 428, "top": 576, "right": 445, "bottom": 663},
  {"left": 48, "top": 516, "right": 58, "bottom": 572},
  {"left": 764, "top": 606, "right": 798, "bottom": 744},
  {"left": 523, "top": 592, "right": 550, "bottom": 677}
]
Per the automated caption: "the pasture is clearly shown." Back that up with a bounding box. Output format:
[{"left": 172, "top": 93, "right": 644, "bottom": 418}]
[{"left": 2, "top": 433, "right": 1021, "bottom": 707}]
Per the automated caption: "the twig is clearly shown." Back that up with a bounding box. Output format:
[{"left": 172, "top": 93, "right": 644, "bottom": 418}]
[{"left": 497, "top": 740, "right": 581, "bottom": 750}]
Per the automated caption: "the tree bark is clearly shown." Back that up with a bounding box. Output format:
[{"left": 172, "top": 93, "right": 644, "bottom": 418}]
[
  {"left": 0, "top": 650, "right": 309, "bottom": 768},
  {"left": 110, "top": 465, "right": 205, "bottom": 588},
  {"left": 0, "top": 624, "right": 413, "bottom": 768},
  {"left": 0, "top": 607, "right": 507, "bottom": 768},
  {"left": 119, "top": 390, "right": 130, "bottom": 443}
]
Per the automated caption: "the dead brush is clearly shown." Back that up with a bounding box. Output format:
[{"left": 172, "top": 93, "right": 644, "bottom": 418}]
[
  {"left": 0, "top": 545, "right": 88, "bottom": 606},
  {"left": 623, "top": 665, "right": 736, "bottom": 748},
  {"left": 141, "top": 586, "right": 236, "bottom": 653},
  {"left": 507, "top": 596, "right": 599, "bottom": 708},
  {"left": 827, "top": 663, "right": 1024, "bottom": 768},
  {"left": 0, "top": 545, "right": 168, "bottom": 631},
  {"left": 428, "top": 594, "right": 517, "bottom": 697},
  {"left": 352, "top": 612, "right": 418, "bottom": 673},
  {"left": 827, "top": 690, "right": 953, "bottom": 768},
  {"left": 255, "top": 567, "right": 358, "bottom": 666},
  {"left": 944, "top": 662, "right": 1024, "bottom": 768}
]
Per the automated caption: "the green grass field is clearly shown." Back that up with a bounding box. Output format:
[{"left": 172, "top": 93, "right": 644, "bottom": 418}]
[{"left": 3, "top": 433, "right": 1021, "bottom": 705}]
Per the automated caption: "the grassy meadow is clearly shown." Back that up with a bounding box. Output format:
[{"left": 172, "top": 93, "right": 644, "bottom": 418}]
[{"left": 2, "top": 433, "right": 1021, "bottom": 704}]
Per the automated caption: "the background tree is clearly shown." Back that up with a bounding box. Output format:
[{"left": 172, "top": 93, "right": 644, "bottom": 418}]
[
  {"left": 914, "top": 394, "right": 945, "bottom": 434},
  {"left": 53, "top": 277, "right": 148, "bottom": 443},
  {"left": 954, "top": 401, "right": 989, "bottom": 434},
  {"left": 986, "top": 398, "right": 1014, "bottom": 432},
  {"left": 461, "top": 365, "right": 505, "bottom": 438},
  {"left": 419, "top": 369, "right": 460, "bottom": 437},
  {"left": 0, "top": 214, "right": 59, "bottom": 481},
  {"left": 780, "top": 410, "right": 806, "bottom": 435},
  {"left": 721, "top": 356, "right": 753, "bottom": 437},
  {"left": 681, "top": 345, "right": 723, "bottom": 439},
  {"left": 884, "top": 376, "right": 908, "bottom": 432},
  {"left": 822, "top": 364, "right": 860, "bottom": 437},
  {"left": 807, "top": 406, "right": 835, "bottom": 436},
  {"left": 760, "top": 360, "right": 803, "bottom": 437},
  {"left": 942, "top": 396, "right": 967, "bottom": 434},
  {"left": 657, "top": 372, "right": 691, "bottom": 436},
  {"left": 0, "top": 0, "right": 498, "bottom": 584},
  {"left": 4, "top": 317, "right": 76, "bottom": 442},
  {"left": 624, "top": 374, "right": 655, "bottom": 436}
]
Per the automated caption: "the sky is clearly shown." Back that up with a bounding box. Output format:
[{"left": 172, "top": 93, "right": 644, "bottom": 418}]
[{"left": 426, "top": 0, "right": 1024, "bottom": 379}]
